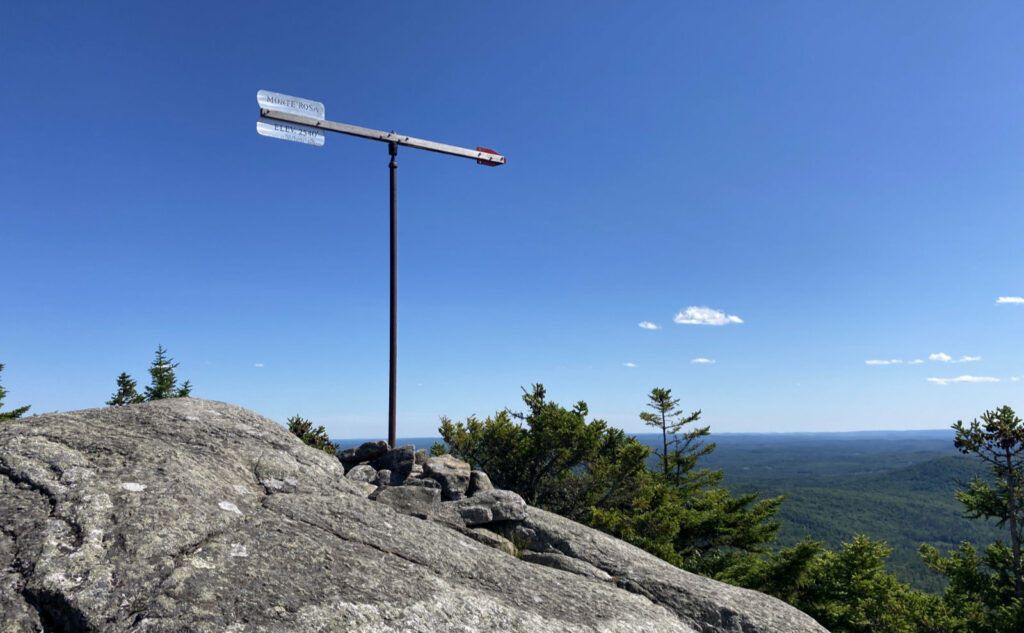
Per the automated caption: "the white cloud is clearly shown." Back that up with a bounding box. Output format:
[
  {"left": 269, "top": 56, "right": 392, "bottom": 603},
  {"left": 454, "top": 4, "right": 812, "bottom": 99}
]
[
  {"left": 674, "top": 306, "right": 743, "bottom": 326},
  {"left": 254, "top": 363, "right": 264, "bottom": 368},
  {"left": 622, "top": 362, "right": 637, "bottom": 368},
  {"left": 908, "top": 359, "right": 924, "bottom": 365},
  {"left": 638, "top": 321, "right": 660, "bottom": 330},
  {"left": 997, "top": 296, "right": 1024, "bottom": 304},
  {"left": 1012, "top": 376, "right": 1021, "bottom": 382},
  {"left": 691, "top": 358, "right": 716, "bottom": 364},
  {"left": 927, "top": 375, "right": 1000, "bottom": 385},
  {"left": 930, "top": 352, "right": 981, "bottom": 363},
  {"left": 865, "top": 360, "right": 901, "bottom": 365}
]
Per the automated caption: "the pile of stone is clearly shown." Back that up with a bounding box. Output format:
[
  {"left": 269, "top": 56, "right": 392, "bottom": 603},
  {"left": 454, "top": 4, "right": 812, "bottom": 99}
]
[{"left": 338, "top": 441, "right": 527, "bottom": 552}]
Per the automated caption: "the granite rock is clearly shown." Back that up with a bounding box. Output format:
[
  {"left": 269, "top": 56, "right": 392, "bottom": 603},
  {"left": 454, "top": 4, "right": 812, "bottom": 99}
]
[
  {"left": 338, "top": 440, "right": 389, "bottom": 466},
  {"left": 423, "top": 453, "right": 472, "bottom": 500},
  {"left": 0, "top": 398, "right": 828, "bottom": 633},
  {"left": 445, "top": 489, "right": 529, "bottom": 526},
  {"left": 371, "top": 444, "right": 415, "bottom": 485},
  {"left": 345, "top": 464, "right": 377, "bottom": 483},
  {"left": 468, "top": 469, "right": 494, "bottom": 496}
]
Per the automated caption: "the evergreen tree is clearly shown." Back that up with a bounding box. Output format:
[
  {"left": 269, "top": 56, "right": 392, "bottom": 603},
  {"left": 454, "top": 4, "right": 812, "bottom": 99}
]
[
  {"left": 143, "top": 345, "right": 192, "bottom": 401},
  {"left": 0, "top": 363, "right": 30, "bottom": 421},
  {"left": 639, "top": 387, "right": 710, "bottom": 489},
  {"left": 437, "top": 384, "right": 650, "bottom": 521},
  {"left": 287, "top": 414, "right": 336, "bottom": 453},
  {"left": 106, "top": 372, "right": 143, "bottom": 406},
  {"left": 952, "top": 406, "right": 1024, "bottom": 600}
]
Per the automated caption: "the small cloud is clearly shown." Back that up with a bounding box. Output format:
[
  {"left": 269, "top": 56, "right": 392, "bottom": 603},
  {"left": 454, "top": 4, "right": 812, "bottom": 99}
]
[
  {"left": 674, "top": 306, "right": 743, "bottom": 326},
  {"left": 638, "top": 321, "right": 660, "bottom": 330},
  {"left": 254, "top": 363, "right": 264, "bottom": 368},
  {"left": 622, "top": 362, "right": 637, "bottom": 368},
  {"left": 691, "top": 358, "right": 716, "bottom": 364},
  {"left": 997, "top": 296, "right": 1024, "bottom": 304},
  {"left": 908, "top": 359, "right": 924, "bottom": 365},
  {"left": 1012, "top": 376, "right": 1021, "bottom": 382},
  {"left": 927, "top": 375, "right": 1000, "bottom": 385},
  {"left": 865, "top": 360, "right": 896, "bottom": 365},
  {"left": 931, "top": 352, "right": 980, "bottom": 363}
]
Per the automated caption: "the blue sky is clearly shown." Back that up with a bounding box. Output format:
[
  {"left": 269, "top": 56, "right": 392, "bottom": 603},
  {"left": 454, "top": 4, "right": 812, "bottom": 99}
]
[{"left": 2, "top": 2, "right": 1022, "bottom": 437}]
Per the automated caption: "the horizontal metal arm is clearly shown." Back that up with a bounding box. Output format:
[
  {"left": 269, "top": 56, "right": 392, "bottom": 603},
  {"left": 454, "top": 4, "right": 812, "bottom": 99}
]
[{"left": 260, "top": 108, "right": 506, "bottom": 165}]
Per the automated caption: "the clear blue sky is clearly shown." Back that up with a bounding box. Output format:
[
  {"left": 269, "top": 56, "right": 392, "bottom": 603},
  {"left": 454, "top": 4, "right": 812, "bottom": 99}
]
[{"left": 3, "top": 2, "right": 1022, "bottom": 438}]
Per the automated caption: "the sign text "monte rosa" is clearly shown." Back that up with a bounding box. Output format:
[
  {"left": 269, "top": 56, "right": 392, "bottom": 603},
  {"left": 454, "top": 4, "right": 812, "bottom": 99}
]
[{"left": 257, "top": 90, "right": 325, "bottom": 120}]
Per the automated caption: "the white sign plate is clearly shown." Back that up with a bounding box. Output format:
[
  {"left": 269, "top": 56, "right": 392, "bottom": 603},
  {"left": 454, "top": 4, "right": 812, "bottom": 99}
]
[
  {"left": 256, "top": 117, "right": 325, "bottom": 147},
  {"left": 257, "top": 90, "right": 325, "bottom": 120}
]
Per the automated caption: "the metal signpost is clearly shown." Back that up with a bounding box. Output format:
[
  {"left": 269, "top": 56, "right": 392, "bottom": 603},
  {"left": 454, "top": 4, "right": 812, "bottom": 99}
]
[{"left": 256, "top": 90, "right": 505, "bottom": 447}]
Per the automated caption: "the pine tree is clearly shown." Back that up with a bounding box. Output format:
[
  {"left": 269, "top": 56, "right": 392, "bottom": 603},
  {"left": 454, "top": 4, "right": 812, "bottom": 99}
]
[
  {"left": 143, "top": 345, "right": 192, "bottom": 401},
  {"left": 639, "top": 387, "right": 710, "bottom": 489},
  {"left": 952, "top": 406, "right": 1024, "bottom": 601},
  {"left": 106, "top": 372, "right": 143, "bottom": 406},
  {"left": 287, "top": 414, "right": 336, "bottom": 453},
  {"left": 0, "top": 363, "right": 30, "bottom": 421}
]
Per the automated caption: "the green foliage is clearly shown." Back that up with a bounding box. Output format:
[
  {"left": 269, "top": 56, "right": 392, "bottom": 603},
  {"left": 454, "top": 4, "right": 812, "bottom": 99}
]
[
  {"left": 675, "top": 486, "right": 784, "bottom": 576},
  {"left": 438, "top": 384, "right": 650, "bottom": 521},
  {"left": 287, "top": 414, "right": 336, "bottom": 453},
  {"left": 440, "top": 384, "right": 783, "bottom": 575},
  {"left": 143, "top": 345, "right": 192, "bottom": 400},
  {"left": 919, "top": 541, "right": 1024, "bottom": 633},
  {"left": 106, "top": 372, "right": 144, "bottom": 406},
  {"left": 952, "top": 406, "right": 1024, "bottom": 600},
  {"left": 785, "top": 536, "right": 957, "bottom": 633},
  {"left": 716, "top": 537, "right": 823, "bottom": 604},
  {"left": 589, "top": 478, "right": 687, "bottom": 565},
  {"left": 0, "top": 363, "right": 30, "bottom": 421}
]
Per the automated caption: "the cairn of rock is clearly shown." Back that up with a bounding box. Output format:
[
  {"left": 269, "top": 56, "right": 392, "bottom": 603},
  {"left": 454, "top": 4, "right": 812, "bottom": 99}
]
[{"left": 338, "top": 441, "right": 524, "bottom": 554}]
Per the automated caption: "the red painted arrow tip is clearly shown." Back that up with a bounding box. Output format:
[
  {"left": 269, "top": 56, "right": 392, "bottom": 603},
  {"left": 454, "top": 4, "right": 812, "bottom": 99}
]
[{"left": 476, "top": 147, "right": 505, "bottom": 167}]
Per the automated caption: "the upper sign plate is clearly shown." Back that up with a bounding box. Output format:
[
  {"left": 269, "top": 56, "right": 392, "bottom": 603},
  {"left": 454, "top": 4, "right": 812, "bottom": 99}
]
[{"left": 257, "top": 90, "right": 325, "bottom": 120}]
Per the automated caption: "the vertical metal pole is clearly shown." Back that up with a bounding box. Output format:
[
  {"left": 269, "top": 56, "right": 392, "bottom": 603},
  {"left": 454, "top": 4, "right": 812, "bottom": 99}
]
[{"left": 388, "top": 142, "right": 398, "bottom": 448}]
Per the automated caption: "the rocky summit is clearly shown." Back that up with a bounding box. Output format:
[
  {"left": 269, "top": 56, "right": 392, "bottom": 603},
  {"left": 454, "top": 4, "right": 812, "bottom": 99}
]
[{"left": 0, "top": 399, "right": 829, "bottom": 633}]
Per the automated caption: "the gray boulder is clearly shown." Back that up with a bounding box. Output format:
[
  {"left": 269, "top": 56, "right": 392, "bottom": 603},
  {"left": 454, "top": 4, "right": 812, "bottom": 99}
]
[
  {"left": 372, "top": 468, "right": 393, "bottom": 487},
  {"left": 344, "top": 463, "right": 377, "bottom": 483},
  {"left": 445, "top": 489, "right": 528, "bottom": 526},
  {"left": 371, "top": 444, "right": 415, "bottom": 484},
  {"left": 415, "top": 448, "right": 430, "bottom": 464},
  {"left": 423, "top": 453, "right": 472, "bottom": 500},
  {"left": 468, "top": 469, "right": 494, "bottom": 496},
  {"left": 403, "top": 475, "right": 442, "bottom": 490},
  {"left": 338, "top": 439, "right": 389, "bottom": 466},
  {"left": 0, "top": 398, "right": 827, "bottom": 633}
]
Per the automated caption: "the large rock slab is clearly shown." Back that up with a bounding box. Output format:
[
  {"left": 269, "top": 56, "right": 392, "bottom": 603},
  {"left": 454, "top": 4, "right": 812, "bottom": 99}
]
[
  {"left": 503, "top": 508, "right": 828, "bottom": 633},
  {"left": 0, "top": 398, "right": 826, "bottom": 633}
]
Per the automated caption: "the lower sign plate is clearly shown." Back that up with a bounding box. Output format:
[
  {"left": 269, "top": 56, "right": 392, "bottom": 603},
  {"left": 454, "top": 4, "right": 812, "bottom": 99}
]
[{"left": 256, "top": 117, "right": 325, "bottom": 147}]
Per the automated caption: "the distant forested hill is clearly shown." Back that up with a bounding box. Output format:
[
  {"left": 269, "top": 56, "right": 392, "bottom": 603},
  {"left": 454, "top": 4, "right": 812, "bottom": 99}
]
[{"left": 665, "top": 431, "right": 1002, "bottom": 593}]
